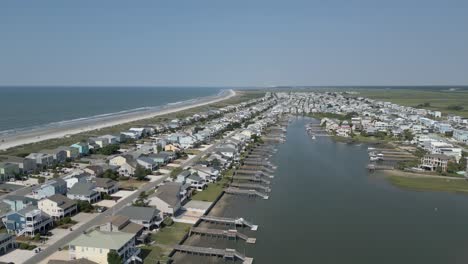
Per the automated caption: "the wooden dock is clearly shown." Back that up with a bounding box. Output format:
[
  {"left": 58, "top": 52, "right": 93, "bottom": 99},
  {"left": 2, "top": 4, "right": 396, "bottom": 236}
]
[
  {"left": 173, "top": 245, "right": 254, "bottom": 264},
  {"left": 225, "top": 187, "right": 269, "bottom": 199},
  {"left": 236, "top": 169, "right": 274, "bottom": 178},
  {"left": 233, "top": 175, "right": 271, "bottom": 184},
  {"left": 200, "top": 216, "right": 258, "bottom": 230},
  {"left": 367, "top": 164, "right": 394, "bottom": 171},
  {"left": 230, "top": 182, "right": 271, "bottom": 192},
  {"left": 190, "top": 227, "right": 256, "bottom": 244}
]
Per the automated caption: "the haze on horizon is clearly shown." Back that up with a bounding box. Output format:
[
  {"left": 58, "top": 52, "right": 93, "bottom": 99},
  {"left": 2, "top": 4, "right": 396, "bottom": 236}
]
[{"left": 0, "top": 0, "right": 467, "bottom": 87}]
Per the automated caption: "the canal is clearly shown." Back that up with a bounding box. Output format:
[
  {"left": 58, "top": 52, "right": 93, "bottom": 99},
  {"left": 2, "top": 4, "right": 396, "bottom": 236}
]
[{"left": 174, "top": 117, "right": 468, "bottom": 264}]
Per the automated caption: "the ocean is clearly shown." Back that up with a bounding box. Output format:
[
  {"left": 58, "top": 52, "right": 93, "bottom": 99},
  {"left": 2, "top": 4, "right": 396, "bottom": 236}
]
[{"left": 0, "top": 86, "right": 223, "bottom": 133}]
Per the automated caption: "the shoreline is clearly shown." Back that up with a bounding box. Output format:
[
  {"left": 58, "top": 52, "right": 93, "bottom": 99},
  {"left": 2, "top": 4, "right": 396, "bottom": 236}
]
[{"left": 0, "top": 89, "right": 236, "bottom": 151}]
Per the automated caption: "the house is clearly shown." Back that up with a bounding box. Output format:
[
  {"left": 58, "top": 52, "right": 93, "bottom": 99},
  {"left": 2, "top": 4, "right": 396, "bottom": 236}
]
[
  {"left": 215, "top": 147, "right": 237, "bottom": 159},
  {"left": 185, "top": 173, "right": 207, "bottom": 191},
  {"left": 2, "top": 195, "right": 37, "bottom": 212},
  {"left": 420, "top": 154, "right": 451, "bottom": 172},
  {"left": 136, "top": 156, "right": 158, "bottom": 171},
  {"left": 453, "top": 129, "right": 468, "bottom": 143},
  {"left": 190, "top": 165, "right": 220, "bottom": 182},
  {"left": 64, "top": 173, "right": 90, "bottom": 189},
  {"left": 99, "top": 215, "right": 145, "bottom": 243},
  {"left": 93, "top": 178, "right": 119, "bottom": 195},
  {"left": 88, "top": 137, "right": 109, "bottom": 148},
  {"left": 71, "top": 142, "right": 90, "bottom": 156},
  {"left": 67, "top": 182, "right": 100, "bottom": 203},
  {"left": 0, "top": 155, "right": 36, "bottom": 173},
  {"left": 26, "top": 153, "right": 54, "bottom": 168},
  {"left": 99, "top": 135, "right": 120, "bottom": 145},
  {"left": 33, "top": 179, "right": 67, "bottom": 199},
  {"left": 109, "top": 155, "right": 133, "bottom": 167},
  {"left": 69, "top": 230, "right": 141, "bottom": 264},
  {"left": 38, "top": 194, "right": 77, "bottom": 220},
  {"left": 149, "top": 182, "right": 183, "bottom": 216},
  {"left": 0, "top": 163, "right": 19, "bottom": 182},
  {"left": 2, "top": 206, "right": 53, "bottom": 237},
  {"left": 0, "top": 234, "right": 16, "bottom": 255},
  {"left": 40, "top": 149, "right": 67, "bottom": 164},
  {"left": 164, "top": 144, "right": 180, "bottom": 152},
  {"left": 175, "top": 170, "right": 191, "bottom": 183},
  {"left": 118, "top": 206, "right": 163, "bottom": 229},
  {"left": 57, "top": 146, "right": 80, "bottom": 160},
  {"left": 147, "top": 152, "right": 171, "bottom": 165}
]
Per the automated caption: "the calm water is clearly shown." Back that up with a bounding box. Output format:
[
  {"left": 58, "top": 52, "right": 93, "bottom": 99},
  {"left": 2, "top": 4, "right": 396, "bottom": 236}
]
[
  {"left": 0, "top": 86, "right": 222, "bottom": 132},
  {"left": 176, "top": 117, "right": 468, "bottom": 264}
]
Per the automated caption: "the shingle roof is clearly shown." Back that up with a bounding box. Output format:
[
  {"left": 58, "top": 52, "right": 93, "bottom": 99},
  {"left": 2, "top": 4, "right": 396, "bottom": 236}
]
[
  {"left": 67, "top": 182, "right": 97, "bottom": 196},
  {"left": 155, "top": 182, "right": 182, "bottom": 208},
  {"left": 47, "top": 194, "right": 76, "bottom": 210},
  {"left": 69, "top": 230, "right": 134, "bottom": 250},
  {"left": 118, "top": 206, "right": 159, "bottom": 221}
]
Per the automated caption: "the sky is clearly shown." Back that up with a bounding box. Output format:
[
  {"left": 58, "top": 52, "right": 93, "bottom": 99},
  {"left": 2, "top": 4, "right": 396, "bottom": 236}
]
[{"left": 0, "top": 0, "right": 467, "bottom": 87}]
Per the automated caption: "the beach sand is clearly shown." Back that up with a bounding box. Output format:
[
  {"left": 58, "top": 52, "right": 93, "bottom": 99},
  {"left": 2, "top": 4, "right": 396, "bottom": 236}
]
[{"left": 0, "top": 89, "right": 236, "bottom": 150}]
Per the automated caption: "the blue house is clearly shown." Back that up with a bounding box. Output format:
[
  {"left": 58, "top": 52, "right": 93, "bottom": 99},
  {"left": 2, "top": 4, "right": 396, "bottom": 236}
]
[
  {"left": 2, "top": 195, "right": 37, "bottom": 212},
  {"left": 70, "top": 142, "right": 90, "bottom": 156},
  {"left": 32, "top": 178, "right": 67, "bottom": 199},
  {"left": 2, "top": 206, "right": 53, "bottom": 237}
]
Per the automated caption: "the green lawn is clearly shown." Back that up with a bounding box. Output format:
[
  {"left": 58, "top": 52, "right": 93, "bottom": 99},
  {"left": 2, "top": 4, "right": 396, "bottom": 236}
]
[
  {"left": 141, "top": 222, "right": 192, "bottom": 263},
  {"left": 388, "top": 175, "right": 468, "bottom": 194},
  {"left": 356, "top": 88, "right": 468, "bottom": 118},
  {"left": 151, "top": 222, "right": 191, "bottom": 245},
  {"left": 191, "top": 171, "right": 233, "bottom": 202}
]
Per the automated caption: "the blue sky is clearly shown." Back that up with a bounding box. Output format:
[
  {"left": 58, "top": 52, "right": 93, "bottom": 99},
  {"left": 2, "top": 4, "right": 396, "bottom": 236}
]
[{"left": 1, "top": 0, "right": 467, "bottom": 86}]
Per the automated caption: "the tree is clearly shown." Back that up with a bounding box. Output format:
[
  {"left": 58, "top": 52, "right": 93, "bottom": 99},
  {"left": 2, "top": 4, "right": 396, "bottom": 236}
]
[
  {"left": 134, "top": 165, "right": 149, "bottom": 181},
  {"left": 97, "top": 144, "right": 120, "bottom": 155},
  {"left": 38, "top": 177, "right": 46, "bottom": 184},
  {"left": 77, "top": 201, "right": 94, "bottom": 213},
  {"left": 133, "top": 191, "right": 149, "bottom": 207},
  {"left": 107, "top": 250, "right": 122, "bottom": 264},
  {"left": 102, "top": 169, "right": 119, "bottom": 180},
  {"left": 402, "top": 129, "right": 414, "bottom": 141}
]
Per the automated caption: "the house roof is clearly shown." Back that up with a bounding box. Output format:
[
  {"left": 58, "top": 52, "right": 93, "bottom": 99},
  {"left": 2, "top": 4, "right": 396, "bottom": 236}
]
[
  {"left": 68, "top": 182, "right": 97, "bottom": 196},
  {"left": 155, "top": 182, "right": 182, "bottom": 207},
  {"left": 118, "top": 206, "right": 160, "bottom": 221},
  {"left": 102, "top": 215, "right": 130, "bottom": 228},
  {"left": 120, "top": 222, "right": 144, "bottom": 234},
  {"left": 69, "top": 230, "right": 134, "bottom": 250},
  {"left": 93, "top": 178, "right": 117, "bottom": 188},
  {"left": 47, "top": 194, "right": 77, "bottom": 210}
]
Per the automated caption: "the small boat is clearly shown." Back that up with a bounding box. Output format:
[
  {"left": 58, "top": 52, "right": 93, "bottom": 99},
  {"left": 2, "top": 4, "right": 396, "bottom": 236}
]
[{"left": 311, "top": 135, "right": 316, "bottom": 140}]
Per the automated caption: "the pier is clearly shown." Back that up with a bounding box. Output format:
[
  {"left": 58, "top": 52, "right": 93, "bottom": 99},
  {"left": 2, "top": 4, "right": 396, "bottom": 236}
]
[
  {"left": 236, "top": 169, "right": 274, "bottom": 178},
  {"left": 173, "top": 245, "right": 254, "bottom": 264},
  {"left": 200, "top": 216, "right": 258, "bottom": 230},
  {"left": 189, "top": 227, "right": 257, "bottom": 244},
  {"left": 241, "top": 165, "right": 275, "bottom": 173},
  {"left": 367, "top": 164, "right": 394, "bottom": 171},
  {"left": 225, "top": 187, "right": 269, "bottom": 199},
  {"left": 230, "top": 182, "right": 271, "bottom": 192},
  {"left": 233, "top": 175, "right": 271, "bottom": 184}
]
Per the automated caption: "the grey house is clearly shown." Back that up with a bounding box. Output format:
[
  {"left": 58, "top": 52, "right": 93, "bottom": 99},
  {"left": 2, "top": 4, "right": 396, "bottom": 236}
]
[
  {"left": 118, "top": 206, "right": 162, "bottom": 229},
  {"left": 67, "top": 182, "right": 100, "bottom": 203}
]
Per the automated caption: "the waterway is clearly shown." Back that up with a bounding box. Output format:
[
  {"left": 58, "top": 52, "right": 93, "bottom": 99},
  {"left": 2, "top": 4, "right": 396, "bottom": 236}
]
[{"left": 174, "top": 117, "right": 468, "bottom": 264}]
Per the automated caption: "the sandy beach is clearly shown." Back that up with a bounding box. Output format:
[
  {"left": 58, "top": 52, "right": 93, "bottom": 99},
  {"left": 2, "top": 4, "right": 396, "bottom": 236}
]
[{"left": 0, "top": 89, "right": 236, "bottom": 150}]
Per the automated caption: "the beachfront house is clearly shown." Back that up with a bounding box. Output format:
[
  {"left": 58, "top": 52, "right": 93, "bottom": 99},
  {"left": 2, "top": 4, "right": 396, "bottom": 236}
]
[
  {"left": 0, "top": 163, "right": 20, "bottom": 182},
  {"left": 26, "top": 152, "right": 54, "bottom": 168},
  {"left": 40, "top": 149, "right": 67, "bottom": 164},
  {"left": 2, "top": 206, "right": 53, "bottom": 237},
  {"left": 189, "top": 165, "right": 220, "bottom": 182},
  {"left": 56, "top": 146, "right": 80, "bottom": 160},
  {"left": 69, "top": 230, "right": 141, "bottom": 264},
  {"left": 33, "top": 179, "right": 67, "bottom": 199},
  {"left": 0, "top": 155, "right": 36, "bottom": 173},
  {"left": 38, "top": 194, "right": 78, "bottom": 220},
  {"left": 70, "top": 142, "right": 90, "bottom": 156}
]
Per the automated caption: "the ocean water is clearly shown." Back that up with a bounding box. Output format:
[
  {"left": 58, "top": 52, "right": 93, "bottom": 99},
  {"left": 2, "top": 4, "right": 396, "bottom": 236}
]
[{"left": 0, "top": 87, "right": 222, "bottom": 132}]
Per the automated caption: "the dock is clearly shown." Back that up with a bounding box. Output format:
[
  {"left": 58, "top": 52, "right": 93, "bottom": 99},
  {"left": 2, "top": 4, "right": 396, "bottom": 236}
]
[
  {"left": 225, "top": 187, "right": 269, "bottom": 199},
  {"left": 367, "top": 164, "right": 394, "bottom": 171},
  {"left": 230, "top": 182, "right": 271, "bottom": 192},
  {"left": 173, "top": 245, "right": 254, "bottom": 264},
  {"left": 241, "top": 165, "right": 275, "bottom": 173},
  {"left": 236, "top": 169, "right": 274, "bottom": 178},
  {"left": 190, "top": 227, "right": 256, "bottom": 244},
  {"left": 200, "top": 216, "right": 258, "bottom": 231},
  {"left": 233, "top": 175, "right": 271, "bottom": 184}
]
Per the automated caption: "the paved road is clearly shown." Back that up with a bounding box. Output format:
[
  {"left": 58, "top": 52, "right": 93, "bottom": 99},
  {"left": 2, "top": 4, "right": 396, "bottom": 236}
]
[{"left": 24, "top": 135, "right": 230, "bottom": 264}]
